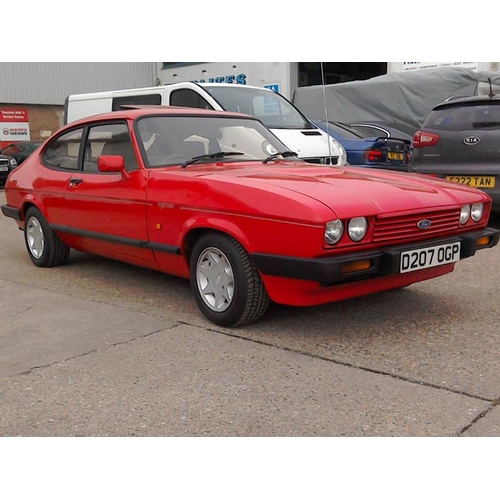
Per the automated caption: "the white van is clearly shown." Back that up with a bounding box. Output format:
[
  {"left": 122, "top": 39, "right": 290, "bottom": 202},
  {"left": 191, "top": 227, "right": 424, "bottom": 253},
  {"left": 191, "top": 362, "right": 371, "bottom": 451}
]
[{"left": 64, "top": 82, "right": 347, "bottom": 166}]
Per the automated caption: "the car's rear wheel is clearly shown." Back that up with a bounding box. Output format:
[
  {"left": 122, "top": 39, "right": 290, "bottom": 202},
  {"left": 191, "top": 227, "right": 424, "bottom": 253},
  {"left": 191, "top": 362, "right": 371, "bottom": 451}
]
[
  {"left": 24, "top": 207, "right": 70, "bottom": 267},
  {"left": 190, "top": 233, "right": 269, "bottom": 327}
]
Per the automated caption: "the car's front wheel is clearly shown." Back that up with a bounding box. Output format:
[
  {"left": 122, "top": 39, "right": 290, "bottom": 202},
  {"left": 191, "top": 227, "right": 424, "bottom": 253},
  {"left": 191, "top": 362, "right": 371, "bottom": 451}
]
[
  {"left": 190, "top": 233, "right": 269, "bottom": 327},
  {"left": 24, "top": 206, "right": 70, "bottom": 267}
]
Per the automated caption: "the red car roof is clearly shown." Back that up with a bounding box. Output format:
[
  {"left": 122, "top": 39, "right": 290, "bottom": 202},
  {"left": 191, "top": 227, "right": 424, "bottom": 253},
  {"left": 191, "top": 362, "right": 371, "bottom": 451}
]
[{"left": 68, "top": 106, "right": 251, "bottom": 128}]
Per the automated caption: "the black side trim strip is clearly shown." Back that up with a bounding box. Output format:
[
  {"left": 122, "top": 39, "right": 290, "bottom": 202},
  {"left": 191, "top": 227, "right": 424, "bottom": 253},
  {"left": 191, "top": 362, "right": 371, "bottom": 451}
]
[
  {"left": 49, "top": 224, "right": 181, "bottom": 255},
  {"left": 1, "top": 204, "right": 22, "bottom": 221}
]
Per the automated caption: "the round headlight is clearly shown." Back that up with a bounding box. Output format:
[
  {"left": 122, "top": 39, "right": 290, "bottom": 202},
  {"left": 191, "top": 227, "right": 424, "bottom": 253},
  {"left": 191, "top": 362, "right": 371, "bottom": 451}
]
[
  {"left": 471, "top": 203, "right": 483, "bottom": 222},
  {"left": 348, "top": 217, "right": 367, "bottom": 242},
  {"left": 460, "top": 204, "right": 471, "bottom": 225},
  {"left": 325, "top": 219, "right": 344, "bottom": 245}
]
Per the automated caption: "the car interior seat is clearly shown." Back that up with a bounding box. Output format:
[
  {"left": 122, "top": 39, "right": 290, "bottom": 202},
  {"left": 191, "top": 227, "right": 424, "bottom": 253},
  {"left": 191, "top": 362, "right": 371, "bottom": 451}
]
[
  {"left": 101, "top": 140, "right": 138, "bottom": 171},
  {"left": 181, "top": 141, "right": 206, "bottom": 159}
]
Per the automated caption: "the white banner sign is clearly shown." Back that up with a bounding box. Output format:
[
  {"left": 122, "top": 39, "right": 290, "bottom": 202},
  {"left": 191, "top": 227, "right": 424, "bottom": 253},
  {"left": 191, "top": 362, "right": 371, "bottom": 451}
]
[{"left": 402, "top": 62, "right": 479, "bottom": 72}]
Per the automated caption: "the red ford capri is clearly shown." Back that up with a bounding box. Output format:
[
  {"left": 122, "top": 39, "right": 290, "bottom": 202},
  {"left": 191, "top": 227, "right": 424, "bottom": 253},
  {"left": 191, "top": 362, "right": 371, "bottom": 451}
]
[{"left": 2, "top": 107, "right": 498, "bottom": 326}]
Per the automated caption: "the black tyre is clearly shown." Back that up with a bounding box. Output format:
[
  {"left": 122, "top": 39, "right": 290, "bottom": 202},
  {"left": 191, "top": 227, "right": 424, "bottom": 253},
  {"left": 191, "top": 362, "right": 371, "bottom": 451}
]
[
  {"left": 24, "top": 207, "right": 70, "bottom": 267},
  {"left": 190, "top": 233, "right": 269, "bottom": 327}
]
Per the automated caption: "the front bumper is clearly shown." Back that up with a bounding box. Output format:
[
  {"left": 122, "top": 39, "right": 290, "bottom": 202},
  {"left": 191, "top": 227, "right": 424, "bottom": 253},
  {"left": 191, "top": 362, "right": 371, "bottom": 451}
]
[{"left": 251, "top": 228, "right": 499, "bottom": 286}]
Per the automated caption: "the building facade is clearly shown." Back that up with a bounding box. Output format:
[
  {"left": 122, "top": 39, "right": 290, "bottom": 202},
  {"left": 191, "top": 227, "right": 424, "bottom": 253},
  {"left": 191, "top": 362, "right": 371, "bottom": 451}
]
[
  {"left": 0, "top": 62, "right": 158, "bottom": 147},
  {"left": 2, "top": 62, "right": 498, "bottom": 148}
]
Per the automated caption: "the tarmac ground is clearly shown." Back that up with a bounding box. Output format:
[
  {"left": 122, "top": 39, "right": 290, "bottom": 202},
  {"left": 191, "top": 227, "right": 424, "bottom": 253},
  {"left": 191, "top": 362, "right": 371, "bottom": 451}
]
[{"left": 1, "top": 189, "right": 500, "bottom": 437}]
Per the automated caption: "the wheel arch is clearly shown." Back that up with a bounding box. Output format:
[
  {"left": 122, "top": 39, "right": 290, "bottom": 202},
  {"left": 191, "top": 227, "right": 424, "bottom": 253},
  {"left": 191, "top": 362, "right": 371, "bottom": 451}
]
[
  {"left": 20, "top": 198, "right": 45, "bottom": 222},
  {"left": 182, "top": 220, "right": 252, "bottom": 266}
]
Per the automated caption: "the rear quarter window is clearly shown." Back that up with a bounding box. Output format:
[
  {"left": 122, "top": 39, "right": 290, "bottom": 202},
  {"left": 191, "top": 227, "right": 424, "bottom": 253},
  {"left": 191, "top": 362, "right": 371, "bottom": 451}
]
[{"left": 42, "top": 128, "right": 83, "bottom": 170}]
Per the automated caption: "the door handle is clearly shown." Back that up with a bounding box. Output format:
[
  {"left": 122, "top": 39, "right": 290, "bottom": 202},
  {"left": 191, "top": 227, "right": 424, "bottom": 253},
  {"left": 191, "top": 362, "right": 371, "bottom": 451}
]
[{"left": 69, "top": 178, "right": 83, "bottom": 187}]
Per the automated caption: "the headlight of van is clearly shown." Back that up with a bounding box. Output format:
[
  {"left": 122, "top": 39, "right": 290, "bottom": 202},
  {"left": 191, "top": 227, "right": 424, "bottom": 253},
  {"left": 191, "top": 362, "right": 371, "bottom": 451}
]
[
  {"left": 325, "top": 219, "right": 344, "bottom": 245},
  {"left": 329, "top": 136, "right": 347, "bottom": 166},
  {"left": 9, "top": 158, "right": 18, "bottom": 168}
]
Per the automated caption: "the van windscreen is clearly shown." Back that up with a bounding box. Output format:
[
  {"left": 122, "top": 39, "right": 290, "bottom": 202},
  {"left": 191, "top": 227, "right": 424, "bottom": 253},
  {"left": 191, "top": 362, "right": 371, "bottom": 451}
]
[{"left": 203, "top": 86, "right": 314, "bottom": 130}]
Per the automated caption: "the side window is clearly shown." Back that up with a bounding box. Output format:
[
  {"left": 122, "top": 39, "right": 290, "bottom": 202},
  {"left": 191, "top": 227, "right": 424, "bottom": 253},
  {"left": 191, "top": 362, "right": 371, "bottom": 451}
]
[
  {"left": 43, "top": 128, "right": 83, "bottom": 170},
  {"left": 112, "top": 94, "right": 162, "bottom": 111},
  {"left": 84, "top": 122, "right": 138, "bottom": 173},
  {"left": 170, "top": 89, "right": 213, "bottom": 110}
]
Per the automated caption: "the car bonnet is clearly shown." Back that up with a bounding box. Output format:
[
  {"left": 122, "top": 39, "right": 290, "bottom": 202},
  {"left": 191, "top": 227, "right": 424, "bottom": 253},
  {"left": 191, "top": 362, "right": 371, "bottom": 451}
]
[{"left": 172, "top": 163, "right": 488, "bottom": 219}]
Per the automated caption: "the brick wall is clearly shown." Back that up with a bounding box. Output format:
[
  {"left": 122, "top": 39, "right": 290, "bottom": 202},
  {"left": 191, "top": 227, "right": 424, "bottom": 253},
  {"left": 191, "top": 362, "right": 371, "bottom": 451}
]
[{"left": 0, "top": 104, "right": 64, "bottom": 145}]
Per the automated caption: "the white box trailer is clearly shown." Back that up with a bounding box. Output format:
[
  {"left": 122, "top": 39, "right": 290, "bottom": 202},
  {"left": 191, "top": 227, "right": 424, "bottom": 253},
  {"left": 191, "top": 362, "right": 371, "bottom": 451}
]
[{"left": 64, "top": 81, "right": 347, "bottom": 165}]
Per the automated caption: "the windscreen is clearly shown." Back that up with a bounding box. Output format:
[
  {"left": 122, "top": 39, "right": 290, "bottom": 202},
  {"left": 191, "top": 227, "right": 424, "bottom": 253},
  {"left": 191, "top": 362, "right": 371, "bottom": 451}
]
[
  {"left": 135, "top": 114, "right": 295, "bottom": 167},
  {"left": 203, "top": 86, "right": 314, "bottom": 130}
]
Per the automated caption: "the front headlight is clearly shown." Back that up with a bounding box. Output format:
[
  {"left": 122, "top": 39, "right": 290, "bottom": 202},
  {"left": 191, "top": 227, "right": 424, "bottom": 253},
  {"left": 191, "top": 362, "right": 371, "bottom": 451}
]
[
  {"left": 329, "top": 136, "right": 347, "bottom": 166},
  {"left": 348, "top": 217, "right": 367, "bottom": 242},
  {"left": 325, "top": 219, "right": 344, "bottom": 245},
  {"left": 460, "top": 204, "right": 471, "bottom": 225},
  {"left": 471, "top": 203, "right": 483, "bottom": 222},
  {"left": 9, "top": 158, "right": 17, "bottom": 167}
]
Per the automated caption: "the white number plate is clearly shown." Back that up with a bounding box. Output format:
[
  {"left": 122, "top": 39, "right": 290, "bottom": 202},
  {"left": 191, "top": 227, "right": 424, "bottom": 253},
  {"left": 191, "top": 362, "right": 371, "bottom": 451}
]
[
  {"left": 400, "top": 242, "right": 461, "bottom": 273},
  {"left": 0, "top": 166, "right": 8, "bottom": 171}
]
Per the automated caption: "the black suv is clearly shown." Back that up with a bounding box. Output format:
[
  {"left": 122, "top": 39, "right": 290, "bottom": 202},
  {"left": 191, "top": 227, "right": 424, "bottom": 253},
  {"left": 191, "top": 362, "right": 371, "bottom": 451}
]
[{"left": 410, "top": 95, "right": 500, "bottom": 212}]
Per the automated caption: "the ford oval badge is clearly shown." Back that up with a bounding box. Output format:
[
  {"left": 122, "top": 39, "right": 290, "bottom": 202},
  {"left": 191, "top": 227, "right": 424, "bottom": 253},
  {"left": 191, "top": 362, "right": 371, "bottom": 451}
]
[
  {"left": 463, "top": 136, "right": 480, "bottom": 145},
  {"left": 417, "top": 219, "right": 432, "bottom": 229}
]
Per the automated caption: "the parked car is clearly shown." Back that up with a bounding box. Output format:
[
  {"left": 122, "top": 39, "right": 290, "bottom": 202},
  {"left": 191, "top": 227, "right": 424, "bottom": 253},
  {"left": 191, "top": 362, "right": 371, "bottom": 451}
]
[
  {"left": 347, "top": 122, "right": 414, "bottom": 143},
  {"left": 0, "top": 154, "right": 18, "bottom": 186},
  {"left": 2, "top": 107, "right": 498, "bottom": 327},
  {"left": 0, "top": 141, "right": 43, "bottom": 166},
  {"left": 410, "top": 95, "right": 500, "bottom": 212},
  {"left": 312, "top": 120, "right": 411, "bottom": 171}
]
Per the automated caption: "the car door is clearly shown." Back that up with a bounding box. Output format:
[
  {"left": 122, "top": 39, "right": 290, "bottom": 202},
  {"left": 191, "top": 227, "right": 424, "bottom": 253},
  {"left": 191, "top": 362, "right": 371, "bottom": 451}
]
[{"left": 41, "top": 121, "right": 154, "bottom": 262}]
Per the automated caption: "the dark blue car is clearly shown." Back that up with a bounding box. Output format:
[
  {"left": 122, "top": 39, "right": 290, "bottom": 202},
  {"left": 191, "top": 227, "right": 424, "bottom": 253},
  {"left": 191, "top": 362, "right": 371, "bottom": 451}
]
[{"left": 312, "top": 120, "right": 412, "bottom": 171}]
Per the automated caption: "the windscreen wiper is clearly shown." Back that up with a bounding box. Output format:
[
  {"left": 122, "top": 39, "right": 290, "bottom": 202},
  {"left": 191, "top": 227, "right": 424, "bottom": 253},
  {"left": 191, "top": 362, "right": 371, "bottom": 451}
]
[
  {"left": 262, "top": 151, "right": 298, "bottom": 163},
  {"left": 182, "top": 151, "right": 244, "bottom": 168}
]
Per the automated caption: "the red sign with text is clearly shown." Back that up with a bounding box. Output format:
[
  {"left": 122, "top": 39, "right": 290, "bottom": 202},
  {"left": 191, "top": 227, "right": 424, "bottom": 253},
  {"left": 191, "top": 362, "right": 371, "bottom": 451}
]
[{"left": 1, "top": 108, "right": 30, "bottom": 148}]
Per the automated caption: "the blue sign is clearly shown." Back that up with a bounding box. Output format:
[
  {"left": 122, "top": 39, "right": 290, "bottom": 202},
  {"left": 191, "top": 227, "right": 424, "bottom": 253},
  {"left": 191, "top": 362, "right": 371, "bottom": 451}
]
[
  {"left": 197, "top": 74, "right": 247, "bottom": 84},
  {"left": 264, "top": 84, "right": 279, "bottom": 93}
]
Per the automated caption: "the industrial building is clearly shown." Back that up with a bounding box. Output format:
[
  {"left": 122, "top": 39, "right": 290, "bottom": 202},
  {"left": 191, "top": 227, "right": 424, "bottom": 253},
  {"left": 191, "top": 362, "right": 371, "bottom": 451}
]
[
  {"left": 1, "top": 62, "right": 495, "bottom": 148},
  {"left": 0, "top": 62, "right": 157, "bottom": 147}
]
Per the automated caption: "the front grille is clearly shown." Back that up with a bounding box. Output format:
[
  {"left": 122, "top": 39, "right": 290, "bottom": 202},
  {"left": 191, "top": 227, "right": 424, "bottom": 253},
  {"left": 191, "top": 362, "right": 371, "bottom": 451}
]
[
  {"left": 302, "top": 156, "right": 339, "bottom": 165},
  {"left": 0, "top": 158, "right": 10, "bottom": 167},
  {"left": 373, "top": 208, "right": 460, "bottom": 244}
]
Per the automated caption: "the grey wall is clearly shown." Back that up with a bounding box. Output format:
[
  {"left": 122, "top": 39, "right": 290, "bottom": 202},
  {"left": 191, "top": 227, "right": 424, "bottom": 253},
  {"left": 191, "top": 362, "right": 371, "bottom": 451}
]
[{"left": 0, "top": 62, "right": 158, "bottom": 105}]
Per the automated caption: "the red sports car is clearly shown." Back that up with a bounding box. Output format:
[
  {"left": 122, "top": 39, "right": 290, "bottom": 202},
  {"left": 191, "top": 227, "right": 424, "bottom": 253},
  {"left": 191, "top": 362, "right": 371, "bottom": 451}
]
[{"left": 2, "top": 107, "right": 499, "bottom": 326}]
